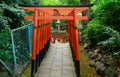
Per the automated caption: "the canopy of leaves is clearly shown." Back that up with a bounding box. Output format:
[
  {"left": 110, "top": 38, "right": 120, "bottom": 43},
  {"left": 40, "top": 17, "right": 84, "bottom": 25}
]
[
  {"left": 42, "top": 0, "right": 62, "bottom": 5},
  {"left": 0, "top": 0, "right": 33, "bottom": 60},
  {"left": 84, "top": 19, "right": 110, "bottom": 47},
  {"left": 85, "top": 0, "right": 120, "bottom": 60},
  {"left": 41, "top": 0, "right": 80, "bottom": 5},
  {"left": 98, "top": 27, "right": 120, "bottom": 60},
  {"left": 90, "top": 0, "right": 120, "bottom": 31}
]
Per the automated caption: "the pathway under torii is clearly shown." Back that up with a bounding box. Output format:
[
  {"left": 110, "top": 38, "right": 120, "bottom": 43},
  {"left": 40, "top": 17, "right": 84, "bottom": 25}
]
[{"left": 21, "top": 4, "right": 91, "bottom": 77}]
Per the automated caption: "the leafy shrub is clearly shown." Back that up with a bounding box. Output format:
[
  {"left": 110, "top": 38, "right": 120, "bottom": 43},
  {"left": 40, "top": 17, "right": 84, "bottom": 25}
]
[
  {"left": 2, "top": 4, "right": 26, "bottom": 29},
  {"left": 0, "top": 3, "right": 27, "bottom": 60},
  {"left": 84, "top": 19, "right": 110, "bottom": 47},
  {"left": 0, "top": 3, "right": 30, "bottom": 30},
  {"left": 0, "top": 29, "right": 12, "bottom": 60},
  {"left": 18, "top": 0, "right": 36, "bottom": 5},
  {"left": 92, "top": 0, "right": 120, "bottom": 32},
  {"left": 0, "top": 0, "right": 35, "bottom": 5},
  {"left": 0, "top": 14, "right": 10, "bottom": 31},
  {"left": 98, "top": 27, "right": 120, "bottom": 60},
  {"left": 0, "top": 0, "right": 18, "bottom": 4}
]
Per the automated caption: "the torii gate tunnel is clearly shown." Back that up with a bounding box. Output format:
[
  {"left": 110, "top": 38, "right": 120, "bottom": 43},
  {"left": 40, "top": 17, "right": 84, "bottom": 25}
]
[{"left": 23, "top": 5, "right": 89, "bottom": 77}]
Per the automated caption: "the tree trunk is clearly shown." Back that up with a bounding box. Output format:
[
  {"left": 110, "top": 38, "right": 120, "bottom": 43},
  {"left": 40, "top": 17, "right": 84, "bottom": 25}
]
[
  {"left": 80, "top": 0, "right": 90, "bottom": 29},
  {"left": 79, "top": 0, "right": 90, "bottom": 44}
]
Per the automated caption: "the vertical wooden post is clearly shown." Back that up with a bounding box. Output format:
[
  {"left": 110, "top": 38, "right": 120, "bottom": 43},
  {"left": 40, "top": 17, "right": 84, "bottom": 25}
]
[
  {"left": 38, "top": 17, "right": 41, "bottom": 66},
  {"left": 31, "top": 8, "right": 38, "bottom": 77},
  {"left": 73, "top": 9, "right": 80, "bottom": 77},
  {"left": 39, "top": 11, "right": 43, "bottom": 66},
  {"left": 41, "top": 12, "right": 44, "bottom": 60},
  {"left": 67, "top": 21, "right": 70, "bottom": 41},
  {"left": 36, "top": 10, "right": 41, "bottom": 70}
]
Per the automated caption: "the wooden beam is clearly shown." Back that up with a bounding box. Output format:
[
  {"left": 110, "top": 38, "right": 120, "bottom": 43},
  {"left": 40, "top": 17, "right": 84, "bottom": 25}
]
[
  {"left": 24, "top": 16, "right": 34, "bottom": 20},
  {"left": 24, "top": 16, "right": 88, "bottom": 20},
  {"left": 20, "top": 4, "right": 93, "bottom": 7},
  {"left": 23, "top": 7, "right": 34, "bottom": 12},
  {"left": 40, "top": 16, "right": 73, "bottom": 20},
  {"left": 23, "top": 7, "right": 89, "bottom": 12}
]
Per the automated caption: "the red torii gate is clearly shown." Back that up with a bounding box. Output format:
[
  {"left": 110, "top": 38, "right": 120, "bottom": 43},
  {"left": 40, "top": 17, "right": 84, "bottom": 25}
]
[
  {"left": 51, "top": 33, "right": 67, "bottom": 43},
  {"left": 22, "top": 5, "right": 89, "bottom": 77}
]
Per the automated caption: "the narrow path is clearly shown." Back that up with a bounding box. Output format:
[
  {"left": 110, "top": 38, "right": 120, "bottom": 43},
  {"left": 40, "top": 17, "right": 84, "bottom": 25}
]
[{"left": 36, "top": 41, "right": 76, "bottom": 77}]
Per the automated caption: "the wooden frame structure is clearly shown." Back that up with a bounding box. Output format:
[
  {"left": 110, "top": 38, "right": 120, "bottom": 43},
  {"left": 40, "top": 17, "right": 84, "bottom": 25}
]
[{"left": 23, "top": 5, "right": 89, "bottom": 77}]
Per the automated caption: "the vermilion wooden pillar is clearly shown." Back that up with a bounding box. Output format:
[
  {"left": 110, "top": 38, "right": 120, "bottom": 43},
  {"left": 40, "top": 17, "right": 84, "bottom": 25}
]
[
  {"left": 31, "top": 8, "right": 38, "bottom": 77},
  {"left": 38, "top": 15, "right": 41, "bottom": 67},
  {"left": 74, "top": 9, "right": 80, "bottom": 77}
]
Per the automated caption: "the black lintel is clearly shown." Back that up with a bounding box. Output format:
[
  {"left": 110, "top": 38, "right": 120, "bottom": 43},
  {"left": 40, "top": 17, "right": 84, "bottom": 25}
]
[{"left": 19, "top": 4, "right": 94, "bottom": 8}]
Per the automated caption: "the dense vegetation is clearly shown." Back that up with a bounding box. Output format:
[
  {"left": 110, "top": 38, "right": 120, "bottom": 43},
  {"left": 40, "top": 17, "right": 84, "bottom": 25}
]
[
  {"left": 0, "top": 1, "right": 37, "bottom": 76},
  {"left": 84, "top": 0, "right": 120, "bottom": 60},
  {"left": 0, "top": 0, "right": 31, "bottom": 60}
]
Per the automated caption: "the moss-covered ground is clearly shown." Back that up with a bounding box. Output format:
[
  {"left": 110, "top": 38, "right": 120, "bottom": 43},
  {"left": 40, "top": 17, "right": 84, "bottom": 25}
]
[
  {"left": 80, "top": 46, "right": 101, "bottom": 77},
  {"left": 21, "top": 63, "right": 31, "bottom": 77}
]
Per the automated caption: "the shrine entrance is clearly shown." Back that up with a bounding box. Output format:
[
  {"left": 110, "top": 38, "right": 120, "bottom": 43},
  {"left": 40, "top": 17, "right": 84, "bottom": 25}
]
[{"left": 22, "top": 5, "right": 89, "bottom": 77}]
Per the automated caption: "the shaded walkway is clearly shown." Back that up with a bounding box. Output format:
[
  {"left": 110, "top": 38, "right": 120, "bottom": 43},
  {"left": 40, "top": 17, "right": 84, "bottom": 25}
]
[{"left": 36, "top": 41, "right": 76, "bottom": 77}]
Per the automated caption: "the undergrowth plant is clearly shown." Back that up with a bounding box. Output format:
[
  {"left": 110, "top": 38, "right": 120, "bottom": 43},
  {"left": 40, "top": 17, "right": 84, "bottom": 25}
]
[
  {"left": 85, "top": 0, "right": 120, "bottom": 61},
  {"left": 98, "top": 27, "right": 120, "bottom": 60},
  {"left": 84, "top": 19, "right": 110, "bottom": 48}
]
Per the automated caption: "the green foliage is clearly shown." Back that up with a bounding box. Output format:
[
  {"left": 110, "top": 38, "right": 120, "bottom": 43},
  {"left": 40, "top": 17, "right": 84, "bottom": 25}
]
[
  {"left": 0, "top": 3, "right": 27, "bottom": 29},
  {"left": 0, "top": 12, "right": 11, "bottom": 60},
  {"left": 67, "top": 0, "right": 80, "bottom": 5},
  {"left": 52, "top": 20, "right": 57, "bottom": 29},
  {"left": 0, "top": 14, "right": 9, "bottom": 31},
  {"left": 0, "top": 30, "right": 10, "bottom": 48},
  {"left": 42, "top": 0, "right": 62, "bottom": 5},
  {"left": 59, "top": 0, "right": 68, "bottom": 5},
  {"left": 85, "top": 0, "right": 120, "bottom": 60},
  {"left": 0, "top": 0, "right": 18, "bottom": 4},
  {"left": 0, "top": 1, "right": 29, "bottom": 61},
  {"left": 98, "top": 28, "right": 120, "bottom": 60},
  {"left": 84, "top": 19, "right": 109, "bottom": 47},
  {"left": 42, "top": 0, "right": 80, "bottom": 5},
  {"left": 52, "top": 20, "right": 67, "bottom": 30},
  {"left": 0, "top": 29, "right": 12, "bottom": 60},
  {"left": 91, "top": 0, "right": 120, "bottom": 31},
  {"left": 3, "top": 4, "right": 26, "bottom": 29},
  {"left": 60, "top": 20, "right": 67, "bottom": 30},
  {"left": 18, "top": 0, "right": 35, "bottom": 5},
  {"left": 0, "top": 50, "right": 12, "bottom": 60},
  {"left": 0, "top": 0, "right": 36, "bottom": 5}
]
